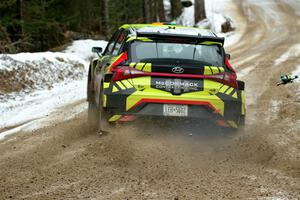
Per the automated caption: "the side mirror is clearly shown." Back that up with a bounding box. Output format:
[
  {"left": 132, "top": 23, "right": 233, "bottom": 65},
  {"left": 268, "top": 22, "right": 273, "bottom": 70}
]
[
  {"left": 92, "top": 47, "right": 103, "bottom": 57},
  {"left": 181, "top": 0, "right": 193, "bottom": 7},
  {"left": 226, "top": 53, "right": 231, "bottom": 60}
]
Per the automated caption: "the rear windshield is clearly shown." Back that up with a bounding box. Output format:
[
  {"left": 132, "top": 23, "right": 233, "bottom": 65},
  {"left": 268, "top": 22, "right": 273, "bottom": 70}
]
[{"left": 130, "top": 41, "right": 224, "bottom": 66}]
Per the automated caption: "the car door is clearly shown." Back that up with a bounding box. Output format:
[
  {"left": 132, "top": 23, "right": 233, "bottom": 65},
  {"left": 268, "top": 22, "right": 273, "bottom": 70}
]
[
  {"left": 93, "top": 30, "right": 120, "bottom": 103},
  {"left": 94, "top": 29, "right": 128, "bottom": 104}
]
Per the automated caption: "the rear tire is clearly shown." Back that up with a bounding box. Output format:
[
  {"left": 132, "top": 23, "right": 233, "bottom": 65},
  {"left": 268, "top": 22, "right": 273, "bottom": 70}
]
[
  {"left": 88, "top": 98, "right": 98, "bottom": 128},
  {"left": 87, "top": 69, "right": 98, "bottom": 128},
  {"left": 96, "top": 83, "right": 111, "bottom": 133},
  {"left": 239, "top": 115, "right": 245, "bottom": 126}
]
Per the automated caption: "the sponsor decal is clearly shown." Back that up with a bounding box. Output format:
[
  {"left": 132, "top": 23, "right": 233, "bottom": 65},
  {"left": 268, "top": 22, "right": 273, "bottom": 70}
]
[{"left": 151, "top": 78, "right": 203, "bottom": 94}]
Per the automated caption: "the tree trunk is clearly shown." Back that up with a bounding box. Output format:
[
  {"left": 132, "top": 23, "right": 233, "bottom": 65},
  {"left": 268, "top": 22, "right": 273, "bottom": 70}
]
[
  {"left": 16, "top": 0, "right": 23, "bottom": 37},
  {"left": 154, "top": 0, "right": 159, "bottom": 21},
  {"left": 170, "top": 0, "right": 182, "bottom": 20},
  {"left": 194, "top": 0, "right": 206, "bottom": 23},
  {"left": 104, "top": 0, "right": 110, "bottom": 36},
  {"left": 144, "top": 0, "right": 151, "bottom": 23},
  {"left": 158, "top": 0, "right": 165, "bottom": 22}
]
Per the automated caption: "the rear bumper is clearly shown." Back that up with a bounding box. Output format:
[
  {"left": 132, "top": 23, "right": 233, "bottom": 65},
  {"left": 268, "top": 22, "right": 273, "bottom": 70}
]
[
  {"left": 124, "top": 100, "right": 219, "bottom": 118},
  {"left": 104, "top": 89, "right": 245, "bottom": 128}
]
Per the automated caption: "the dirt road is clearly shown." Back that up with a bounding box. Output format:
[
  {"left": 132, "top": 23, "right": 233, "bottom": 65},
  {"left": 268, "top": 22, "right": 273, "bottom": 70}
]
[{"left": 1, "top": 1, "right": 300, "bottom": 199}]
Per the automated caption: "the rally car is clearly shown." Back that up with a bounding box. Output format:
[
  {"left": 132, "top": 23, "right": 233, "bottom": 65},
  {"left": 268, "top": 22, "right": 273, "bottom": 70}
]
[{"left": 87, "top": 24, "right": 245, "bottom": 131}]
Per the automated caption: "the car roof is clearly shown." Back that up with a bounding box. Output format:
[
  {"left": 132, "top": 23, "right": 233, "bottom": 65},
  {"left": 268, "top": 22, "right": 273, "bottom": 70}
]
[{"left": 120, "top": 24, "right": 217, "bottom": 37}]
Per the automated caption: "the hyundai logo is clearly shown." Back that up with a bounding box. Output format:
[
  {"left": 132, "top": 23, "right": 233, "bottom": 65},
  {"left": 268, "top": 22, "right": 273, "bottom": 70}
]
[{"left": 172, "top": 67, "right": 184, "bottom": 74}]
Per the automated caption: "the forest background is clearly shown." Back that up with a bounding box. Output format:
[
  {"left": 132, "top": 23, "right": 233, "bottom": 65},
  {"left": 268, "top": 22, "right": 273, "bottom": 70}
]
[{"left": 0, "top": 0, "right": 206, "bottom": 53}]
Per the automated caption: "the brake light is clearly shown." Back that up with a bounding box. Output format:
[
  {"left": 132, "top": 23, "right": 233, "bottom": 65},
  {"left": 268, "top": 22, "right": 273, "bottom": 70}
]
[
  {"left": 110, "top": 52, "right": 128, "bottom": 69},
  {"left": 206, "top": 72, "right": 237, "bottom": 88},
  {"left": 112, "top": 66, "right": 148, "bottom": 81},
  {"left": 223, "top": 72, "right": 237, "bottom": 88},
  {"left": 225, "top": 57, "right": 236, "bottom": 73}
]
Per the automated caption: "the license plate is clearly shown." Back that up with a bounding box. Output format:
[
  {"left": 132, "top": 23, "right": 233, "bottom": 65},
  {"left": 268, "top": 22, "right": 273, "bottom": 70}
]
[{"left": 163, "top": 104, "right": 188, "bottom": 117}]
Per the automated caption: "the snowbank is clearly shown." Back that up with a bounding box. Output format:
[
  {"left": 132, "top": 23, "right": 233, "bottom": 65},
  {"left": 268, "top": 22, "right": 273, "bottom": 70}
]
[
  {"left": 0, "top": 53, "right": 85, "bottom": 95},
  {"left": 0, "top": 80, "right": 85, "bottom": 135},
  {"left": 176, "top": 0, "right": 195, "bottom": 26},
  {"left": 64, "top": 39, "right": 108, "bottom": 61},
  {"left": 0, "top": 40, "right": 107, "bottom": 133},
  {"left": 0, "top": 40, "right": 107, "bottom": 96},
  {"left": 174, "top": 0, "right": 243, "bottom": 47},
  {"left": 204, "top": 0, "right": 245, "bottom": 47}
]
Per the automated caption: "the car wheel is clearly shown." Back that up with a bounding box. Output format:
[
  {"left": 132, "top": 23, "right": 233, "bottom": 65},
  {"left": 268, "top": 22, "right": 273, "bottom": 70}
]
[
  {"left": 238, "top": 115, "right": 245, "bottom": 127},
  {"left": 87, "top": 72, "right": 97, "bottom": 128},
  {"left": 96, "top": 83, "right": 111, "bottom": 134}
]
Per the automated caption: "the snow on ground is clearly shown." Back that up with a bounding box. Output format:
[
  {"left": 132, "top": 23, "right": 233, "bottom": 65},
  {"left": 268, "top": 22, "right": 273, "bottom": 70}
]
[
  {"left": 64, "top": 39, "right": 107, "bottom": 61},
  {"left": 275, "top": 43, "right": 300, "bottom": 95},
  {"left": 0, "top": 80, "right": 87, "bottom": 140},
  {"left": 293, "top": 66, "right": 300, "bottom": 83},
  {"left": 204, "top": 0, "right": 245, "bottom": 47},
  {"left": 175, "top": 0, "right": 244, "bottom": 48},
  {"left": 0, "top": 40, "right": 107, "bottom": 139},
  {"left": 275, "top": 43, "right": 300, "bottom": 66},
  {"left": 292, "top": 65, "right": 300, "bottom": 98},
  {"left": 0, "top": 53, "right": 85, "bottom": 98},
  {"left": 176, "top": 0, "right": 195, "bottom": 26},
  {"left": 283, "top": 0, "right": 300, "bottom": 16},
  {"left": 238, "top": 66, "right": 256, "bottom": 79}
]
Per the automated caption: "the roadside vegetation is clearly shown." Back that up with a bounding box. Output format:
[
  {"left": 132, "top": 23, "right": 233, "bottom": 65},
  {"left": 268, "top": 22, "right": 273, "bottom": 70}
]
[{"left": 0, "top": 0, "right": 208, "bottom": 53}]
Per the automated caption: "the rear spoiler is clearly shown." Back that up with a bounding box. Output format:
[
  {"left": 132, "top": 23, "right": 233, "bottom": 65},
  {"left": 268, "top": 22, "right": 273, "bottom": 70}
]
[{"left": 136, "top": 31, "right": 225, "bottom": 45}]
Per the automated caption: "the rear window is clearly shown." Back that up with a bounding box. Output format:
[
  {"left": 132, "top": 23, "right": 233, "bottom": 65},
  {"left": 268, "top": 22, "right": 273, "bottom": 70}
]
[{"left": 130, "top": 41, "right": 224, "bottom": 66}]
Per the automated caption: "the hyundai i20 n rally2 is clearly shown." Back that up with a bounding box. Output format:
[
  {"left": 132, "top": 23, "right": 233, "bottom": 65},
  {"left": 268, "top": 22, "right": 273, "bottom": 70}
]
[{"left": 87, "top": 24, "right": 245, "bottom": 132}]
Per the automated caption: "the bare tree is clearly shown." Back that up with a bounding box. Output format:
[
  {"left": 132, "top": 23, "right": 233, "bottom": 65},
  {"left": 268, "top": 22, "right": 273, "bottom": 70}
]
[
  {"left": 104, "top": 0, "right": 110, "bottom": 35},
  {"left": 158, "top": 0, "right": 165, "bottom": 22},
  {"left": 16, "top": 0, "right": 23, "bottom": 38},
  {"left": 194, "top": 0, "right": 206, "bottom": 23},
  {"left": 144, "top": 0, "right": 151, "bottom": 23}
]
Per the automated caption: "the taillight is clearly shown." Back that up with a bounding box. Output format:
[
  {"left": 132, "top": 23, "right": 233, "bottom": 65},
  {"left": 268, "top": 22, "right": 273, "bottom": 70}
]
[
  {"left": 207, "top": 72, "right": 237, "bottom": 88},
  {"left": 112, "top": 66, "right": 148, "bottom": 81},
  {"left": 225, "top": 57, "right": 236, "bottom": 73},
  {"left": 110, "top": 52, "right": 128, "bottom": 70},
  {"left": 223, "top": 72, "right": 237, "bottom": 88}
]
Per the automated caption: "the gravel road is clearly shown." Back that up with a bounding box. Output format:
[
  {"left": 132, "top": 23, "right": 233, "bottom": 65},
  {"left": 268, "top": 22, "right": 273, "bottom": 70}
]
[{"left": 1, "top": 1, "right": 300, "bottom": 199}]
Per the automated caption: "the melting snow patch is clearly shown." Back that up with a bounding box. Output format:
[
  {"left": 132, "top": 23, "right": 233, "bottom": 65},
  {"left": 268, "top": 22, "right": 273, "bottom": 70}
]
[
  {"left": 292, "top": 65, "right": 300, "bottom": 98},
  {"left": 292, "top": 65, "right": 300, "bottom": 83},
  {"left": 275, "top": 44, "right": 300, "bottom": 66},
  {"left": 234, "top": 54, "right": 260, "bottom": 67},
  {"left": 238, "top": 66, "right": 255, "bottom": 78},
  {"left": 266, "top": 100, "right": 281, "bottom": 123}
]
